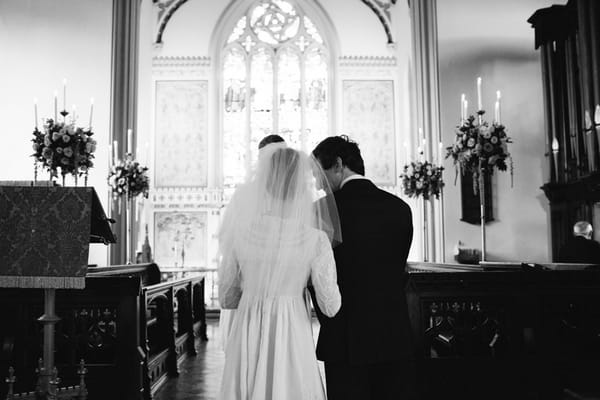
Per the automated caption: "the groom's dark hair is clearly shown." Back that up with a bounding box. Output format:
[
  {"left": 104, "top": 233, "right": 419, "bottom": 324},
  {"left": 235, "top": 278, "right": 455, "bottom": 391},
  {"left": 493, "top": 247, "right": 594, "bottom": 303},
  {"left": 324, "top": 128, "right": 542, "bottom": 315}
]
[{"left": 312, "top": 135, "right": 365, "bottom": 175}]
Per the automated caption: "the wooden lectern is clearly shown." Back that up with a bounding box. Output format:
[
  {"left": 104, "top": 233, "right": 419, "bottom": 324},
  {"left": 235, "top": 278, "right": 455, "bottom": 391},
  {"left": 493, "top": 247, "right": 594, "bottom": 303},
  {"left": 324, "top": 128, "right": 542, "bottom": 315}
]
[{"left": 0, "top": 184, "right": 115, "bottom": 399}]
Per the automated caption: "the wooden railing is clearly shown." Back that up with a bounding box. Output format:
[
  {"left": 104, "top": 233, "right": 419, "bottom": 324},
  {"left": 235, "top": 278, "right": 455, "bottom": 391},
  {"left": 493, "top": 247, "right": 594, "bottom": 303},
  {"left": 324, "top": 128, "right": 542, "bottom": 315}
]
[{"left": 0, "top": 264, "right": 207, "bottom": 400}]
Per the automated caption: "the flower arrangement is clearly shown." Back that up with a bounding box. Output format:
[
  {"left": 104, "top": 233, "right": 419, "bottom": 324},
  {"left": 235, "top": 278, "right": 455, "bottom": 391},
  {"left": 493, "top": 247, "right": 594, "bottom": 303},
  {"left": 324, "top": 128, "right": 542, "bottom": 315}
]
[
  {"left": 31, "top": 118, "right": 97, "bottom": 182},
  {"left": 400, "top": 160, "right": 445, "bottom": 200},
  {"left": 108, "top": 157, "right": 150, "bottom": 200},
  {"left": 445, "top": 113, "right": 513, "bottom": 193}
]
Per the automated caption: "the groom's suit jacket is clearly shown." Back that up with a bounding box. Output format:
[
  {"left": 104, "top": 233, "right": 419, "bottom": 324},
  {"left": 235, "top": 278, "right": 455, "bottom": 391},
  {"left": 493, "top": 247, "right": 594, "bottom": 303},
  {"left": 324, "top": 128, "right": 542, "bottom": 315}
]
[{"left": 314, "top": 179, "right": 414, "bottom": 365}]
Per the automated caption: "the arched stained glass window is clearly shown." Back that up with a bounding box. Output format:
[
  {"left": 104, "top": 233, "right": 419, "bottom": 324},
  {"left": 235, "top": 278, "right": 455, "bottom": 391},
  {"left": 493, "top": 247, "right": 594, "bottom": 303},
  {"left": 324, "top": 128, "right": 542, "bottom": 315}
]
[{"left": 222, "top": 0, "right": 329, "bottom": 187}]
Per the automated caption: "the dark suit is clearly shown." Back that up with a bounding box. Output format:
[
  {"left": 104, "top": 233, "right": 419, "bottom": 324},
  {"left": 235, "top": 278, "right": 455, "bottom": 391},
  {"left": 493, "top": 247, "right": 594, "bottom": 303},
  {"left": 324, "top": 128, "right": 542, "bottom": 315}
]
[
  {"left": 558, "top": 236, "right": 600, "bottom": 264},
  {"left": 313, "top": 178, "right": 414, "bottom": 400}
]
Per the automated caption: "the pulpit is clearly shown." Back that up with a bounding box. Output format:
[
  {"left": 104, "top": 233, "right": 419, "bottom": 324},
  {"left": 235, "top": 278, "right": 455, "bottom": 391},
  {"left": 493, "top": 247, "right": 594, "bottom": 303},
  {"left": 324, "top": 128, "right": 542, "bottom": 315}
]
[{"left": 0, "top": 184, "right": 115, "bottom": 399}]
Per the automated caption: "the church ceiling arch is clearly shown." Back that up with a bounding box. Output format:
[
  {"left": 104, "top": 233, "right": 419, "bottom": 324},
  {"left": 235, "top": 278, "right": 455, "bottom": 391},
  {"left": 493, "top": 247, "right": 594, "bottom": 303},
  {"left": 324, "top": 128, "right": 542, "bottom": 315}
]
[
  {"left": 154, "top": 0, "right": 396, "bottom": 46},
  {"left": 153, "top": 0, "right": 190, "bottom": 45},
  {"left": 360, "top": 0, "right": 396, "bottom": 44}
]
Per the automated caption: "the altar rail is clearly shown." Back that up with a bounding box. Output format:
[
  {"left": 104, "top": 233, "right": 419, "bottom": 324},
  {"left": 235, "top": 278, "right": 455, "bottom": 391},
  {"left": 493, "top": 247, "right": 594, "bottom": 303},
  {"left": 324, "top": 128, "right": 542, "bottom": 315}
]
[
  {"left": 406, "top": 263, "right": 600, "bottom": 400},
  {"left": 0, "top": 264, "right": 207, "bottom": 400}
]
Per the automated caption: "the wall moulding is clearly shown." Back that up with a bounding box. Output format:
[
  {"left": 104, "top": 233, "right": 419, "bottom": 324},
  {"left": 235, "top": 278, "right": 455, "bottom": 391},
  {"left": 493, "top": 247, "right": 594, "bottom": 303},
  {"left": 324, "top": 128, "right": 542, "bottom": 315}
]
[
  {"left": 339, "top": 55, "right": 397, "bottom": 67},
  {"left": 151, "top": 187, "right": 224, "bottom": 209},
  {"left": 338, "top": 56, "right": 398, "bottom": 79},
  {"left": 152, "top": 56, "right": 211, "bottom": 78}
]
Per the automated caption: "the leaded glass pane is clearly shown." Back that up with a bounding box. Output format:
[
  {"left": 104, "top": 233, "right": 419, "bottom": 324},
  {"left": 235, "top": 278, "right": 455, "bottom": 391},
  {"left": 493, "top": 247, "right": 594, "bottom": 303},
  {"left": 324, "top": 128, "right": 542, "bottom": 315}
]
[
  {"left": 277, "top": 47, "right": 301, "bottom": 149},
  {"left": 250, "top": 47, "right": 274, "bottom": 162},
  {"left": 304, "top": 16, "right": 323, "bottom": 44},
  {"left": 228, "top": 16, "right": 247, "bottom": 44},
  {"left": 222, "top": 0, "right": 330, "bottom": 185},
  {"left": 305, "top": 48, "right": 328, "bottom": 151},
  {"left": 223, "top": 47, "right": 247, "bottom": 187},
  {"left": 250, "top": 0, "right": 299, "bottom": 45}
]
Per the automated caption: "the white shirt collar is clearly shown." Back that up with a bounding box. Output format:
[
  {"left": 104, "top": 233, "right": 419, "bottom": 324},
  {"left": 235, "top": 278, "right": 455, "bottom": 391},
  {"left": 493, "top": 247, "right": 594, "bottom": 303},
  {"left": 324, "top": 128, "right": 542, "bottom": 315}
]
[{"left": 340, "top": 174, "right": 369, "bottom": 189}]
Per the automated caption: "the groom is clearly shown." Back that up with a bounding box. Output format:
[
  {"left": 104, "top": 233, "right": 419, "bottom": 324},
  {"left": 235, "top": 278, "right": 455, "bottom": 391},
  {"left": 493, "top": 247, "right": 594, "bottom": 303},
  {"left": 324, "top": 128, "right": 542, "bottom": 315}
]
[{"left": 312, "top": 135, "right": 414, "bottom": 400}]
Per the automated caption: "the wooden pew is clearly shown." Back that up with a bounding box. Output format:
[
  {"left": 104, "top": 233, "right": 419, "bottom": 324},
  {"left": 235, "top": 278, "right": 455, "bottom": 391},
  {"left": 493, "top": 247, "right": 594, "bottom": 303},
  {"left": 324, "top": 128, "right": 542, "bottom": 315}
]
[
  {"left": 0, "top": 263, "right": 206, "bottom": 400},
  {"left": 406, "top": 262, "right": 600, "bottom": 400}
]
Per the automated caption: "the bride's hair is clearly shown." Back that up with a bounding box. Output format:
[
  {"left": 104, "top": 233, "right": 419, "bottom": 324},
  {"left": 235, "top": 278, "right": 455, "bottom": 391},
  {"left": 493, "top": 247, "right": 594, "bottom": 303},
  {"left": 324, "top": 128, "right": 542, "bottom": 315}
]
[{"left": 266, "top": 148, "right": 301, "bottom": 201}]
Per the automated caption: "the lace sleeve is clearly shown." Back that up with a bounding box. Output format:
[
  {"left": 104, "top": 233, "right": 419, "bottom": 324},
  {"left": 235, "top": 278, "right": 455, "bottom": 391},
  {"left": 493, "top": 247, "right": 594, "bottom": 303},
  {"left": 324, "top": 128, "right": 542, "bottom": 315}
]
[
  {"left": 218, "top": 250, "right": 242, "bottom": 309},
  {"left": 310, "top": 231, "right": 341, "bottom": 317}
]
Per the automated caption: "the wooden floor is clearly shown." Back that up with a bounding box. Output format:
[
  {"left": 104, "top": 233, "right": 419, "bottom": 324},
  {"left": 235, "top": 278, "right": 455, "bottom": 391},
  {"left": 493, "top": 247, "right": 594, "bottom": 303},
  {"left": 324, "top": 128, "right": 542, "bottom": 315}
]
[{"left": 153, "top": 317, "right": 322, "bottom": 400}]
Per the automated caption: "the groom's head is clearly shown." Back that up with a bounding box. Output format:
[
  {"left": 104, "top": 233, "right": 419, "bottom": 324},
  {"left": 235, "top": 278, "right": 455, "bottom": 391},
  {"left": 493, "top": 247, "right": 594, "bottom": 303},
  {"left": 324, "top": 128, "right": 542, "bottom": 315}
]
[{"left": 312, "top": 135, "right": 364, "bottom": 191}]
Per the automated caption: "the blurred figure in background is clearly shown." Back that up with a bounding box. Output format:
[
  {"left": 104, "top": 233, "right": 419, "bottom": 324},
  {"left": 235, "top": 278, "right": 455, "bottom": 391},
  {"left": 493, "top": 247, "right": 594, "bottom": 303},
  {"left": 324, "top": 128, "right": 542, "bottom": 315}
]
[{"left": 558, "top": 221, "right": 600, "bottom": 264}]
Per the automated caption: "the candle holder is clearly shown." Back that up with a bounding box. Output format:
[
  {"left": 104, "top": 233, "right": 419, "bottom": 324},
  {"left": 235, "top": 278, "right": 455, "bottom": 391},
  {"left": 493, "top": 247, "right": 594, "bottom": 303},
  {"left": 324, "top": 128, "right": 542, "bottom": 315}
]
[
  {"left": 446, "top": 111, "right": 513, "bottom": 262},
  {"left": 108, "top": 154, "right": 150, "bottom": 265}
]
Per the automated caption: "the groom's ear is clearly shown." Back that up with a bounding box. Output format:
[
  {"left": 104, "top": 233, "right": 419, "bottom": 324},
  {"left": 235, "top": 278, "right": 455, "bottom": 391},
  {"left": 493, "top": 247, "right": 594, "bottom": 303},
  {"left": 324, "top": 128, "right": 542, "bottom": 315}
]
[{"left": 334, "top": 157, "right": 344, "bottom": 172}]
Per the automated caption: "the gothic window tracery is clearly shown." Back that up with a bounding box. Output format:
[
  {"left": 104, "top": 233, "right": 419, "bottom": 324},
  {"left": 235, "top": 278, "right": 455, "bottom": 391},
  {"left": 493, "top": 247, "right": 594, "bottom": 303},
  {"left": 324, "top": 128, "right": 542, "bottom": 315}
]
[{"left": 222, "top": 0, "right": 329, "bottom": 187}]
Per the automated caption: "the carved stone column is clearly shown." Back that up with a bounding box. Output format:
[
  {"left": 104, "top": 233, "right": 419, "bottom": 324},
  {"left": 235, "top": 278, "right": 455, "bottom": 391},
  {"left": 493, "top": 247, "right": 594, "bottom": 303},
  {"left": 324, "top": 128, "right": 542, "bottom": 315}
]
[
  {"left": 110, "top": 0, "right": 142, "bottom": 265},
  {"left": 409, "top": 0, "right": 445, "bottom": 262}
]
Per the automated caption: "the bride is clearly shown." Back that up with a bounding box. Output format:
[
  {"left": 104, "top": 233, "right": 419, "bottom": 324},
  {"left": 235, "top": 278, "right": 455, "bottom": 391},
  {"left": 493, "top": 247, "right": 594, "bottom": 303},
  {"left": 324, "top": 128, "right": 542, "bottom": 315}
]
[{"left": 218, "top": 144, "right": 342, "bottom": 400}]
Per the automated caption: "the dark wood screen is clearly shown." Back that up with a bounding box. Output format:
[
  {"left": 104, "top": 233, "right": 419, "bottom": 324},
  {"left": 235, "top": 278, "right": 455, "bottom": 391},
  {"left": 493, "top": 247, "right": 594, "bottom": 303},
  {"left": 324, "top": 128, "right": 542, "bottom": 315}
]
[{"left": 529, "top": 0, "right": 600, "bottom": 259}]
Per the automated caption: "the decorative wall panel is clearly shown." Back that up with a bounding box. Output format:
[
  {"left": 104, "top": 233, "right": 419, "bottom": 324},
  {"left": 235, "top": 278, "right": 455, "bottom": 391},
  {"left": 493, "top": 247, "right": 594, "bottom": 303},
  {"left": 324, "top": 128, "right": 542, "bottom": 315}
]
[
  {"left": 342, "top": 80, "right": 396, "bottom": 185},
  {"left": 155, "top": 80, "right": 208, "bottom": 188},
  {"left": 154, "top": 211, "right": 207, "bottom": 268}
]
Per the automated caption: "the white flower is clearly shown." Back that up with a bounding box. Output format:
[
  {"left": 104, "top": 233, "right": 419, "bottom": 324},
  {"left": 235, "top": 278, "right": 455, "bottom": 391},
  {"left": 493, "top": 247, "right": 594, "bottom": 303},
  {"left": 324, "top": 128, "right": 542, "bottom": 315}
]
[
  {"left": 62, "top": 134, "right": 70, "bottom": 143},
  {"left": 56, "top": 147, "right": 63, "bottom": 154},
  {"left": 490, "top": 136, "right": 498, "bottom": 144},
  {"left": 63, "top": 147, "right": 73, "bottom": 157},
  {"left": 52, "top": 132, "right": 61, "bottom": 141},
  {"left": 482, "top": 127, "right": 492, "bottom": 139},
  {"left": 118, "top": 178, "right": 126, "bottom": 186},
  {"left": 467, "top": 138, "right": 475, "bottom": 148}
]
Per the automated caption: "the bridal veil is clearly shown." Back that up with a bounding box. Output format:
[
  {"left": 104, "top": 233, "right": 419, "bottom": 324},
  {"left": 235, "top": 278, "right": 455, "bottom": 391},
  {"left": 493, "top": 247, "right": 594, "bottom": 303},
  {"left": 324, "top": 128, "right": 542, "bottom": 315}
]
[{"left": 218, "top": 144, "right": 342, "bottom": 305}]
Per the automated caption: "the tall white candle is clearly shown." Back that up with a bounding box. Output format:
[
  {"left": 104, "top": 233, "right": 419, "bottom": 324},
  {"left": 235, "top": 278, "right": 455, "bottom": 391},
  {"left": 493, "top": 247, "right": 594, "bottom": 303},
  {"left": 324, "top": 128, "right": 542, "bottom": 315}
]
[
  {"left": 438, "top": 141, "right": 443, "bottom": 165},
  {"left": 63, "top": 78, "right": 67, "bottom": 111},
  {"left": 89, "top": 98, "right": 94, "bottom": 128},
  {"left": 127, "top": 129, "right": 133, "bottom": 154},
  {"left": 403, "top": 140, "right": 409, "bottom": 162},
  {"left": 421, "top": 136, "right": 427, "bottom": 162},
  {"left": 477, "top": 77, "right": 482, "bottom": 111},
  {"left": 496, "top": 90, "right": 501, "bottom": 124},
  {"left": 461, "top": 93, "right": 466, "bottom": 121},
  {"left": 108, "top": 143, "right": 112, "bottom": 167},
  {"left": 494, "top": 101, "right": 500, "bottom": 124},
  {"left": 463, "top": 100, "right": 468, "bottom": 121},
  {"left": 54, "top": 91, "right": 58, "bottom": 120},
  {"left": 72, "top": 104, "right": 77, "bottom": 121},
  {"left": 595, "top": 104, "right": 600, "bottom": 126},
  {"left": 113, "top": 140, "right": 119, "bottom": 164},
  {"left": 34, "top": 98, "right": 38, "bottom": 128}
]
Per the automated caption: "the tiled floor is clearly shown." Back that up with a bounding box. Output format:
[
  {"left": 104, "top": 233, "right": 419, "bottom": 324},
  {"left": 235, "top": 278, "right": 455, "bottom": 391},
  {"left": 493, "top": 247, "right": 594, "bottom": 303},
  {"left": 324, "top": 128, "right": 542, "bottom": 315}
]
[{"left": 153, "top": 318, "right": 322, "bottom": 400}]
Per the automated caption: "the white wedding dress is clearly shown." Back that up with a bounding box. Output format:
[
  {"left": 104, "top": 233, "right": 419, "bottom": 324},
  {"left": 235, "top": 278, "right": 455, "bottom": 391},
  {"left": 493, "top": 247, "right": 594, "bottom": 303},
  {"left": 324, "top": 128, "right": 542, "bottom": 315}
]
[{"left": 218, "top": 217, "right": 341, "bottom": 400}]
